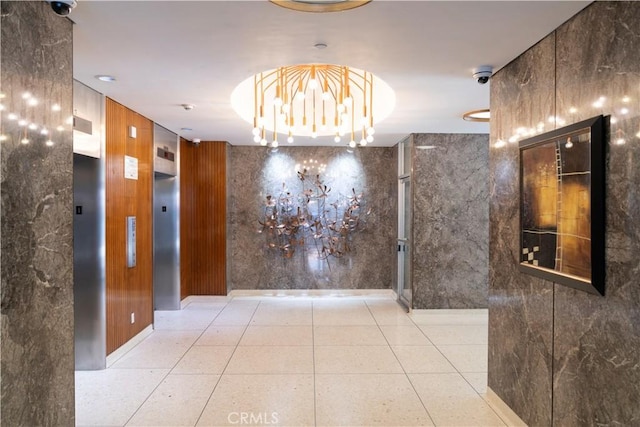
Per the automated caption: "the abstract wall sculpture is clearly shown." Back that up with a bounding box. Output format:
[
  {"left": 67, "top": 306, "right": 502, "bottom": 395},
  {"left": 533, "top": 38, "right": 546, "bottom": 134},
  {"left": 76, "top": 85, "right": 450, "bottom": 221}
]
[{"left": 259, "top": 167, "right": 368, "bottom": 266}]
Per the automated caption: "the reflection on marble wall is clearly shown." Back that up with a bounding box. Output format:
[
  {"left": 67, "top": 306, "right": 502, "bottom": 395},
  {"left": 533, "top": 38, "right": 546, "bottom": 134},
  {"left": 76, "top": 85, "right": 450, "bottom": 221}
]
[
  {"left": 412, "top": 134, "right": 489, "bottom": 309},
  {"left": 489, "top": 2, "right": 640, "bottom": 425},
  {"left": 229, "top": 146, "right": 396, "bottom": 290},
  {"left": 1, "top": 2, "right": 75, "bottom": 426},
  {"left": 488, "top": 34, "right": 556, "bottom": 427},
  {"left": 553, "top": 3, "right": 640, "bottom": 425}
]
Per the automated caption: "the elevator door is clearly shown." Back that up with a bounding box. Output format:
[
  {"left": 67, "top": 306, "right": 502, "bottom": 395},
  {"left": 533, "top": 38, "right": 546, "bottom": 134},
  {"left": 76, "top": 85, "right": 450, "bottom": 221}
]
[{"left": 153, "top": 173, "right": 180, "bottom": 310}]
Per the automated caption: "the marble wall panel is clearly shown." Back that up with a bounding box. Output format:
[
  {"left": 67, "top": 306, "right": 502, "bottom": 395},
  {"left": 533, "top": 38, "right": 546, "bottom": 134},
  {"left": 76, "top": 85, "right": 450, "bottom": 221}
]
[
  {"left": 553, "top": 2, "right": 640, "bottom": 425},
  {"left": 489, "top": 2, "right": 640, "bottom": 426},
  {"left": 488, "top": 35, "right": 556, "bottom": 426},
  {"left": 412, "top": 133, "right": 489, "bottom": 309},
  {"left": 229, "top": 146, "right": 396, "bottom": 290},
  {"left": 1, "top": 1, "right": 75, "bottom": 425}
]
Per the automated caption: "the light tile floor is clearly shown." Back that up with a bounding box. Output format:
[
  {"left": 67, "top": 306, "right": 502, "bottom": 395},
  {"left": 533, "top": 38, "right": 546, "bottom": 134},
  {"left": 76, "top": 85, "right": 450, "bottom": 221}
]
[{"left": 76, "top": 295, "right": 522, "bottom": 427}]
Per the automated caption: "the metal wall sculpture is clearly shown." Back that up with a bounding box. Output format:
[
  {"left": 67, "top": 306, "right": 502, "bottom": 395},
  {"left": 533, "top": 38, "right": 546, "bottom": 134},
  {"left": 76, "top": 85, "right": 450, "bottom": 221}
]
[{"left": 259, "top": 168, "right": 368, "bottom": 265}]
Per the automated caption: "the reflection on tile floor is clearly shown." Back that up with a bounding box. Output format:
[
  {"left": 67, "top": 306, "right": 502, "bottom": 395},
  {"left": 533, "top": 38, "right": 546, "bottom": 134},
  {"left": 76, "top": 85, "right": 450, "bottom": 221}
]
[{"left": 76, "top": 294, "right": 522, "bottom": 426}]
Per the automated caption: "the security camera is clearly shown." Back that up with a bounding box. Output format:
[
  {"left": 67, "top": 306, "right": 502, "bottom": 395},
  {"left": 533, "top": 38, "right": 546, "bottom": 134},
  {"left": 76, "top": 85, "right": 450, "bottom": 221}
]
[
  {"left": 473, "top": 66, "right": 493, "bottom": 85},
  {"left": 47, "top": 0, "right": 77, "bottom": 16}
]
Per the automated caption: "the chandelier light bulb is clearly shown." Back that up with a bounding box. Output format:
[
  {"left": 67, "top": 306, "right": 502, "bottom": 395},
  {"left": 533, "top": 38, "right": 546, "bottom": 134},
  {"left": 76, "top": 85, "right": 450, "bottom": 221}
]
[
  {"left": 41, "top": 128, "right": 49, "bottom": 135},
  {"left": 28, "top": 123, "right": 38, "bottom": 130},
  {"left": 21, "top": 138, "right": 29, "bottom": 144},
  {"left": 334, "top": 135, "right": 341, "bottom": 143},
  {"left": 253, "top": 135, "right": 261, "bottom": 143},
  {"left": 366, "top": 134, "right": 374, "bottom": 143},
  {"left": 349, "top": 140, "right": 357, "bottom": 148},
  {"left": 52, "top": 103, "right": 61, "bottom": 112},
  {"left": 234, "top": 64, "right": 395, "bottom": 146},
  {"left": 272, "top": 140, "right": 279, "bottom": 148},
  {"left": 260, "top": 138, "right": 268, "bottom": 146},
  {"left": 366, "top": 127, "right": 375, "bottom": 136},
  {"left": 18, "top": 119, "right": 27, "bottom": 127},
  {"left": 252, "top": 127, "right": 260, "bottom": 136},
  {"left": 287, "top": 136, "right": 294, "bottom": 143},
  {"left": 46, "top": 140, "right": 54, "bottom": 147},
  {"left": 22, "top": 92, "right": 32, "bottom": 100},
  {"left": 360, "top": 138, "right": 367, "bottom": 146},
  {"left": 7, "top": 113, "right": 18, "bottom": 121},
  {"left": 57, "top": 125, "right": 65, "bottom": 132},
  {"left": 27, "top": 98, "right": 38, "bottom": 107}
]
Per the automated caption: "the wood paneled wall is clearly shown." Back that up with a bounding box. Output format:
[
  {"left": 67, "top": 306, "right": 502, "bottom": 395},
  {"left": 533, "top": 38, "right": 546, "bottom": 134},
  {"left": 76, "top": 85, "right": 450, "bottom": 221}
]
[
  {"left": 105, "top": 98, "right": 154, "bottom": 354},
  {"left": 180, "top": 139, "right": 227, "bottom": 297}
]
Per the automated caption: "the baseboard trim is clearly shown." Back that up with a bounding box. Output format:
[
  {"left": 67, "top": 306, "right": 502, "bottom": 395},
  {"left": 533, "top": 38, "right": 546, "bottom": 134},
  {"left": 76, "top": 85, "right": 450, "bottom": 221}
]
[
  {"left": 485, "top": 387, "right": 528, "bottom": 426},
  {"left": 105, "top": 324, "right": 153, "bottom": 368},
  {"left": 228, "top": 289, "right": 395, "bottom": 298}
]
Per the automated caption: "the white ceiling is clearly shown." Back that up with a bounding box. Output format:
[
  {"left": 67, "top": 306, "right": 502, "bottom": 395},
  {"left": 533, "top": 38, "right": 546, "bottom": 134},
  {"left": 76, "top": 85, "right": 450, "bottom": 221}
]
[{"left": 71, "top": 1, "right": 590, "bottom": 146}]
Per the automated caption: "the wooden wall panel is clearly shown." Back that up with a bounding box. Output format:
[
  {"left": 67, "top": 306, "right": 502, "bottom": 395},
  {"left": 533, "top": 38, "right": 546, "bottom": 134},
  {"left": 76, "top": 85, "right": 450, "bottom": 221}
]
[
  {"left": 180, "top": 139, "right": 227, "bottom": 296},
  {"left": 105, "top": 98, "right": 154, "bottom": 355}
]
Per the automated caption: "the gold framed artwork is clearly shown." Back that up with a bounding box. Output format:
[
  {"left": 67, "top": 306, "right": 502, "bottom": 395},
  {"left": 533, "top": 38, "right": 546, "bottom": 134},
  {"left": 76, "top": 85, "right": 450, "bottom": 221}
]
[{"left": 519, "top": 115, "right": 605, "bottom": 295}]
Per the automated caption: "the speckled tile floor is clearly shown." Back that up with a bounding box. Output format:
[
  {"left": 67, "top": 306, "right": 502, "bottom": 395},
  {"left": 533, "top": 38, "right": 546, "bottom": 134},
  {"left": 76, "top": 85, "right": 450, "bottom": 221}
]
[{"left": 75, "top": 293, "right": 525, "bottom": 426}]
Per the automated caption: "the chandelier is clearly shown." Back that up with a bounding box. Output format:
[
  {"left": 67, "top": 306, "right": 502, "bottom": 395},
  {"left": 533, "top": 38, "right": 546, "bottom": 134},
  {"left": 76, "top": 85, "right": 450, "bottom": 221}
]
[{"left": 232, "top": 64, "right": 394, "bottom": 148}]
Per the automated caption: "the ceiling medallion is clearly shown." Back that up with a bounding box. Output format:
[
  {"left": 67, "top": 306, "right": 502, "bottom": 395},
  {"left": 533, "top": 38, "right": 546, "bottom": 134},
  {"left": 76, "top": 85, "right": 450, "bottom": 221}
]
[
  {"left": 463, "top": 109, "right": 490, "bottom": 122},
  {"left": 270, "top": 0, "right": 372, "bottom": 13},
  {"left": 231, "top": 64, "right": 394, "bottom": 148}
]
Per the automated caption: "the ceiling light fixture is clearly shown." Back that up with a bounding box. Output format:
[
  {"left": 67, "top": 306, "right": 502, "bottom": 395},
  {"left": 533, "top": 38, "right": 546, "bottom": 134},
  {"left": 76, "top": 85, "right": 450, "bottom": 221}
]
[
  {"left": 231, "top": 64, "right": 394, "bottom": 147},
  {"left": 270, "top": 0, "right": 371, "bottom": 13},
  {"left": 95, "top": 75, "right": 116, "bottom": 82},
  {"left": 463, "top": 109, "right": 490, "bottom": 122}
]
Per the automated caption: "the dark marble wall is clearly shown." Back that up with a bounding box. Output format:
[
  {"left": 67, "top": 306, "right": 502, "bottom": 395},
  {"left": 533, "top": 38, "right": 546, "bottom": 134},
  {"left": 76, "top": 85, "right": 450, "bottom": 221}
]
[
  {"left": 412, "top": 133, "right": 489, "bottom": 309},
  {"left": 1, "top": 1, "right": 75, "bottom": 426},
  {"left": 489, "top": 2, "right": 640, "bottom": 425},
  {"left": 229, "top": 146, "right": 396, "bottom": 290}
]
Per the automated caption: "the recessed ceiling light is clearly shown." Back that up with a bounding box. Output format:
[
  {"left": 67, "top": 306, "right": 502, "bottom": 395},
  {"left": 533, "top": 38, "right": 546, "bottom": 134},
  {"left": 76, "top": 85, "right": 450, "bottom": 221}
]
[
  {"left": 180, "top": 127, "right": 193, "bottom": 132},
  {"left": 463, "top": 109, "right": 490, "bottom": 122},
  {"left": 95, "top": 75, "right": 116, "bottom": 82},
  {"left": 314, "top": 43, "right": 328, "bottom": 49},
  {"left": 270, "top": 0, "right": 371, "bottom": 13}
]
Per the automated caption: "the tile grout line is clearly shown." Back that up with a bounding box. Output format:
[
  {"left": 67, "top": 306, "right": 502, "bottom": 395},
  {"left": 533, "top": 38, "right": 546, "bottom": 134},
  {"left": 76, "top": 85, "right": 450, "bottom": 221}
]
[
  {"left": 193, "top": 296, "right": 261, "bottom": 427},
  {"left": 409, "top": 310, "right": 507, "bottom": 426},
  {"left": 312, "top": 300, "right": 318, "bottom": 427},
  {"left": 364, "top": 299, "right": 438, "bottom": 427},
  {"left": 117, "top": 301, "right": 196, "bottom": 426},
  {"left": 120, "top": 298, "right": 228, "bottom": 427}
]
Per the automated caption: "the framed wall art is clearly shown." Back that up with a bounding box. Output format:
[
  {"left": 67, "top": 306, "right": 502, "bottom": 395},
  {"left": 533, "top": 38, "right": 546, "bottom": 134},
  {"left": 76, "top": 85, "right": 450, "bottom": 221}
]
[{"left": 519, "top": 115, "right": 605, "bottom": 295}]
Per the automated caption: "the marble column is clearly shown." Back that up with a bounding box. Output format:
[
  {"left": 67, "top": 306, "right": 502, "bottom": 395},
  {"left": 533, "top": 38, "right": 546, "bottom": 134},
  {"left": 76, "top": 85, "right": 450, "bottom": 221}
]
[
  {"left": 488, "top": 2, "right": 640, "bottom": 425},
  {"left": 1, "top": 2, "right": 75, "bottom": 425},
  {"left": 412, "top": 133, "right": 489, "bottom": 309}
]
